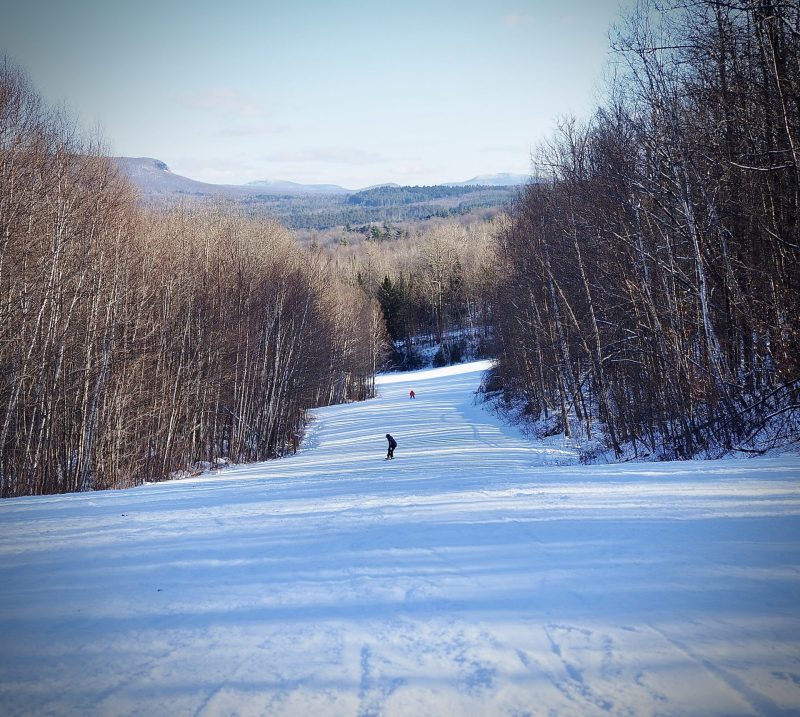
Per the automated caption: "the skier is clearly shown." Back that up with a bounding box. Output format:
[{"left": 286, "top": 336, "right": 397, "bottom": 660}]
[
  {"left": 385, "top": 433, "right": 397, "bottom": 460},
  {"left": 409, "top": 389, "right": 416, "bottom": 400}
]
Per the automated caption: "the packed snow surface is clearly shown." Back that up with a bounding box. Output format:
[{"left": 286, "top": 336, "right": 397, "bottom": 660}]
[{"left": 1, "top": 361, "right": 799, "bottom": 716}]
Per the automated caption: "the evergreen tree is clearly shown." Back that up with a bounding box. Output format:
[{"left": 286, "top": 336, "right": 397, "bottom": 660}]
[{"left": 378, "top": 274, "right": 407, "bottom": 342}]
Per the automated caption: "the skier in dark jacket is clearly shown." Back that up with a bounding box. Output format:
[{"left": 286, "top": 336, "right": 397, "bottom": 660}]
[{"left": 385, "top": 433, "right": 397, "bottom": 459}]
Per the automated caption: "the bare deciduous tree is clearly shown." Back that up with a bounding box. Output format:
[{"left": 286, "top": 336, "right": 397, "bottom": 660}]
[{"left": 491, "top": 0, "right": 799, "bottom": 459}]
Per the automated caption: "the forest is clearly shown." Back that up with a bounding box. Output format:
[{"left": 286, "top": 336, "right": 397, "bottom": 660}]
[
  {"left": 2, "top": 0, "right": 798, "bottom": 497},
  {"left": 0, "top": 65, "right": 387, "bottom": 497},
  {"left": 328, "top": 218, "right": 499, "bottom": 369},
  {"left": 134, "top": 178, "right": 518, "bottom": 231},
  {"left": 223, "top": 183, "right": 516, "bottom": 230},
  {"left": 492, "top": 0, "right": 799, "bottom": 459},
  {"left": 0, "top": 62, "right": 501, "bottom": 497}
]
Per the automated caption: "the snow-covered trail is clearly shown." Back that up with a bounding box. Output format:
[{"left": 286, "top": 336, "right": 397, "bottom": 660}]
[{"left": 1, "top": 361, "right": 800, "bottom": 716}]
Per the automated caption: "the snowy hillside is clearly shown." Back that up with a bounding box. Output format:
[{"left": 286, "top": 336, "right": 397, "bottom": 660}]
[{"left": 1, "top": 361, "right": 799, "bottom": 716}]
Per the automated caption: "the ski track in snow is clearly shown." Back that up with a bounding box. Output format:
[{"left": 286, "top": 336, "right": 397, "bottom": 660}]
[{"left": 1, "top": 360, "right": 800, "bottom": 716}]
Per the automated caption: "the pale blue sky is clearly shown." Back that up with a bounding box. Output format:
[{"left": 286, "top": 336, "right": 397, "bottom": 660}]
[{"left": 1, "top": 0, "right": 631, "bottom": 187}]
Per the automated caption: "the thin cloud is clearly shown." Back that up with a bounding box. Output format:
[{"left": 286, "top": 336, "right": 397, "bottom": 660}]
[
  {"left": 502, "top": 14, "right": 533, "bottom": 28},
  {"left": 184, "top": 87, "right": 269, "bottom": 119},
  {"left": 262, "top": 148, "right": 386, "bottom": 166},
  {"left": 184, "top": 87, "right": 285, "bottom": 136},
  {"left": 168, "top": 157, "right": 261, "bottom": 184},
  {"left": 220, "top": 122, "right": 287, "bottom": 136},
  {"left": 479, "top": 145, "right": 520, "bottom": 154}
]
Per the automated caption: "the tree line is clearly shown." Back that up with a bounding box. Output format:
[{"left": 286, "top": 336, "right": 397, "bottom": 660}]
[
  {"left": 140, "top": 181, "right": 515, "bottom": 231},
  {"left": 0, "top": 63, "right": 385, "bottom": 497},
  {"left": 492, "top": 0, "right": 799, "bottom": 459},
  {"left": 240, "top": 189, "right": 513, "bottom": 230},
  {"left": 328, "top": 220, "right": 498, "bottom": 368},
  {"left": 346, "top": 184, "right": 514, "bottom": 207}
]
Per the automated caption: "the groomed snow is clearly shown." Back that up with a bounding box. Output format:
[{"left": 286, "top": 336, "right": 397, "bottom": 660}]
[{"left": 1, "top": 360, "right": 799, "bottom": 716}]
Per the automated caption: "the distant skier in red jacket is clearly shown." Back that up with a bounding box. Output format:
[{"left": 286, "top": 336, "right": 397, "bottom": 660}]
[{"left": 409, "top": 389, "right": 416, "bottom": 400}]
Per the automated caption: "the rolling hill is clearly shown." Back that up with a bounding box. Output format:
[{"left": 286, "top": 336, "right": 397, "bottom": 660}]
[{"left": 113, "top": 157, "right": 527, "bottom": 229}]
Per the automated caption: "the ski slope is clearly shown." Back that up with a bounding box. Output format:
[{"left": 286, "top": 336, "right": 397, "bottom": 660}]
[{"left": 1, "top": 361, "right": 799, "bottom": 716}]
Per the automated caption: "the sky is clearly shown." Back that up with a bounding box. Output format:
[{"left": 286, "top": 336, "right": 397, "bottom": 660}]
[{"left": 0, "top": 0, "right": 632, "bottom": 188}]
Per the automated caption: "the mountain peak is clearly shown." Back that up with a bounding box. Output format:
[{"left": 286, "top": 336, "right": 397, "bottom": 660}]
[{"left": 114, "top": 156, "right": 171, "bottom": 173}]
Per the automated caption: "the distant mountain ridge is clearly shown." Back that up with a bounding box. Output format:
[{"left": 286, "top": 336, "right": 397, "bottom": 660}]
[
  {"left": 113, "top": 157, "right": 261, "bottom": 198},
  {"left": 245, "top": 178, "right": 349, "bottom": 194},
  {"left": 112, "top": 157, "right": 526, "bottom": 230},
  {"left": 444, "top": 172, "right": 530, "bottom": 187},
  {"left": 113, "top": 157, "right": 531, "bottom": 197}
]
